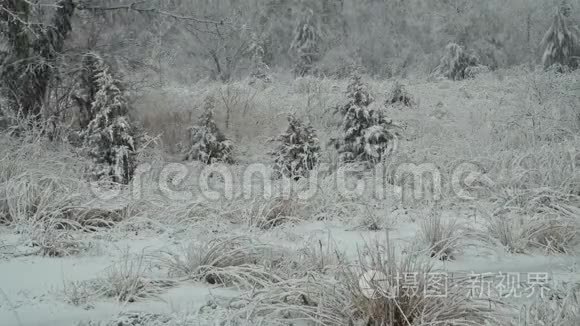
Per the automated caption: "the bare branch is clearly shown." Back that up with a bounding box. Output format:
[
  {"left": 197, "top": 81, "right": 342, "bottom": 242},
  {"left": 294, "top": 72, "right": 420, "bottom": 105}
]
[{"left": 76, "top": 0, "right": 226, "bottom": 26}]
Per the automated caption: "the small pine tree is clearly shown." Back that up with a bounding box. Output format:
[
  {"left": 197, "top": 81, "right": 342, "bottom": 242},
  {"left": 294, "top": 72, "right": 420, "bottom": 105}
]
[
  {"left": 184, "top": 96, "right": 234, "bottom": 164},
  {"left": 541, "top": 2, "right": 580, "bottom": 71},
  {"left": 435, "top": 43, "right": 481, "bottom": 81},
  {"left": 332, "top": 75, "right": 401, "bottom": 164},
  {"left": 290, "top": 9, "right": 320, "bottom": 77},
  {"left": 79, "top": 53, "right": 140, "bottom": 185},
  {"left": 385, "top": 81, "right": 415, "bottom": 109},
  {"left": 271, "top": 114, "right": 320, "bottom": 179},
  {"left": 336, "top": 74, "right": 374, "bottom": 116}
]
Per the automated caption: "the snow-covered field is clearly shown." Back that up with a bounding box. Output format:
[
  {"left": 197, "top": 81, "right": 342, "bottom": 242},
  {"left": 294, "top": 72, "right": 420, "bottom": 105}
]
[{"left": 1, "top": 69, "right": 579, "bottom": 325}]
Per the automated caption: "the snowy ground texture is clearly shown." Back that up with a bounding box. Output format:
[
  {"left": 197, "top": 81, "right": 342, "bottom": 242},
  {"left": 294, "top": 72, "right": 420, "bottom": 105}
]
[{"left": 1, "top": 68, "right": 580, "bottom": 326}]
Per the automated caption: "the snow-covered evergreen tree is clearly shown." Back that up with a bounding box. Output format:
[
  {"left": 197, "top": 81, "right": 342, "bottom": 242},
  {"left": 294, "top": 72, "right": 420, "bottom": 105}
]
[
  {"left": 271, "top": 114, "right": 320, "bottom": 179},
  {"left": 290, "top": 9, "right": 320, "bottom": 77},
  {"left": 435, "top": 43, "right": 481, "bottom": 81},
  {"left": 79, "top": 53, "right": 140, "bottom": 184},
  {"left": 184, "top": 96, "right": 234, "bottom": 164},
  {"left": 541, "top": 2, "right": 580, "bottom": 71},
  {"left": 332, "top": 75, "right": 401, "bottom": 164},
  {"left": 336, "top": 74, "right": 374, "bottom": 116}
]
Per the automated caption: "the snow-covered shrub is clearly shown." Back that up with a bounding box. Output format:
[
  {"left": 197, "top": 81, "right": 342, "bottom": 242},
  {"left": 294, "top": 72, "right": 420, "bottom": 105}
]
[
  {"left": 464, "top": 64, "right": 490, "bottom": 79},
  {"left": 78, "top": 53, "right": 140, "bottom": 185},
  {"left": 435, "top": 43, "right": 484, "bottom": 81},
  {"left": 541, "top": 3, "right": 580, "bottom": 71},
  {"left": 183, "top": 96, "right": 234, "bottom": 164},
  {"left": 332, "top": 75, "right": 401, "bottom": 164},
  {"left": 384, "top": 80, "right": 415, "bottom": 109},
  {"left": 271, "top": 114, "right": 320, "bottom": 179}
]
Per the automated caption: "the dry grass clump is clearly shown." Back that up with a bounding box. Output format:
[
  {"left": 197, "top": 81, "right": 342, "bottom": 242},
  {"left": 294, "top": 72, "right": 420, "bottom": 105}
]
[
  {"left": 0, "top": 137, "right": 86, "bottom": 224},
  {"left": 0, "top": 129, "right": 131, "bottom": 223},
  {"left": 13, "top": 206, "right": 126, "bottom": 257},
  {"left": 245, "top": 196, "right": 305, "bottom": 229},
  {"left": 97, "top": 250, "right": 175, "bottom": 303},
  {"left": 27, "top": 219, "right": 87, "bottom": 257},
  {"left": 417, "top": 209, "right": 463, "bottom": 260},
  {"left": 158, "top": 235, "right": 283, "bottom": 288},
  {"left": 481, "top": 212, "right": 538, "bottom": 254},
  {"left": 0, "top": 130, "right": 132, "bottom": 258},
  {"left": 522, "top": 282, "right": 580, "bottom": 326},
  {"left": 478, "top": 135, "right": 580, "bottom": 254},
  {"left": 301, "top": 174, "right": 366, "bottom": 222},
  {"left": 346, "top": 203, "right": 398, "bottom": 232},
  {"left": 63, "top": 279, "right": 99, "bottom": 307},
  {"left": 62, "top": 207, "right": 126, "bottom": 230},
  {"left": 220, "top": 273, "right": 348, "bottom": 326},
  {"left": 0, "top": 137, "right": 130, "bottom": 257},
  {"left": 100, "top": 255, "right": 163, "bottom": 303},
  {"left": 93, "top": 312, "right": 173, "bottom": 326},
  {"left": 291, "top": 236, "right": 344, "bottom": 276},
  {"left": 481, "top": 146, "right": 580, "bottom": 254},
  {"left": 339, "top": 238, "right": 503, "bottom": 326},
  {"left": 481, "top": 211, "right": 579, "bottom": 255},
  {"left": 223, "top": 234, "right": 504, "bottom": 326},
  {"left": 63, "top": 251, "right": 174, "bottom": 305}
]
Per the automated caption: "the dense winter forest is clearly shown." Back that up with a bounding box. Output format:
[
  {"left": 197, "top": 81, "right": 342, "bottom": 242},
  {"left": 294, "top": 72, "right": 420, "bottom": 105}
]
[{"left": 0, "top": 1, "right": 579, "bottom": 326}]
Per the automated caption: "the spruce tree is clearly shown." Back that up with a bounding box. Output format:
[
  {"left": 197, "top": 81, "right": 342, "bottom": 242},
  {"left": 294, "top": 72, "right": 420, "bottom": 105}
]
[
  {"left": 271, "top": 114, "right": 320, "bottom": 179},
  {"left": 541, "top": 2, "right": 580, "bottom": 71},
  {"left": 435, "top": 43, "right": 480, "bottom": 81},
  {"left": 78, "top": 53, "right": 140, "bottom": 184},
  {"left": 184, "top": 96, "right": 234, "bottom": 164},
  {"left": 290, "top": 9, "right": 320, "bottom": 77},
  {"left": 332, "top": 75, "right": 401, "bottom": 165}
]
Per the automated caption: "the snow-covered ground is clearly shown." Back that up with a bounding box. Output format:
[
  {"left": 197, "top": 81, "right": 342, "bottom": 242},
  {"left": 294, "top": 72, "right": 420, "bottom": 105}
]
[{"left": 1, "top": 70, "right": 579, "bottom": 325}]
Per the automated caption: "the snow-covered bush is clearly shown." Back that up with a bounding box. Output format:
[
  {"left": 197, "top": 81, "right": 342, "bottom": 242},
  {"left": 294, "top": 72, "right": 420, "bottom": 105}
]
[
  {"left": 435, "top": 43, "right": 484, "bottom": 81},
  {"left": 78, "top": 53, "right": 140, "bottom": 184},
  {"left": 384, "top": 80, "right": 415, "bottom": 109},
  {"left": 183, "top": 96, "right": 234, "bottom": 164},
  {"left": 332, "top": 75, "right": 401, "bottom": 164},
  {"left": 464, "top": 64, "right": 490, "bottom": 79},
  {"left": 271, "top": 114, "right": 320, "bottom": 179},
  {"left": 541, "top": 3, "right": 580, "bottom": 71}
]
